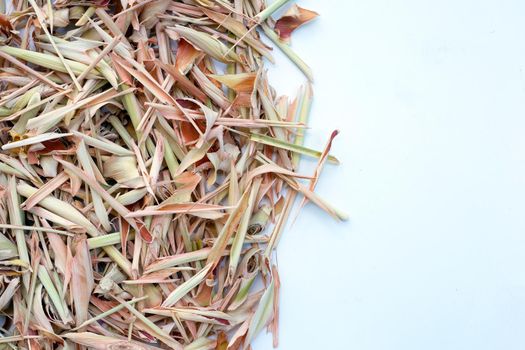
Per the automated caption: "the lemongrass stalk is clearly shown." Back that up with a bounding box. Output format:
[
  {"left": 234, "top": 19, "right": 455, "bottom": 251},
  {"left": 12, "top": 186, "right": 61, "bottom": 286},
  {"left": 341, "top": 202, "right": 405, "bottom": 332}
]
[
  {"left": 69, "top": 6, "right": 85, "bottom": 20},
  {"left": 27, "top": 88, "right": 133, "bottom": 132},
  {"left": 264, "top": 191, "right": 296, "bottom": 260},
  {"left": 0, "top": 232, "right": 17, "bottom": 260},
  {"left": 4, "top": 88, "right": 71, "bottom": 123},
  {"left": 250, "top": 133, "right": 339, "bottom": 164},
  {"left": 0, "top": 155, "right": 38, "bottom": 183},
  {"left": 10, "top": 88, "right": 37, "bottom": 112},
  {"left": 228, "top": 273, "right": 258, "bottom": 311},
  {"left": 6, "top": 177, "right": 30, "bottom": 291},
  {"left": 27, "top": 0, "right": 82, "bottom": 89},
  {"left": 0, "top": 224, "right": 72, "bottom": 236},
  {"left": 77, "top": 140, "right": 111, "bottom": 231},
  {"left": 79, "top": 43, "right": 120, "bottom": 88},
  {"left": 0, "top": 335, "right": 42, "bottom": 344},
  {"left": 163, "top": 139, "right": 179, "bottom": 177},
  {"left": 157, "top": 117, "right": 186, "bottom": 160},
  {"left": 121, "top": 84, "right": 144, "bottom": 135},
  {"left": 170, "top": 25, "right": 241, "bottom": 63},
  {"left": 38, "top": 265, "right": 72, "bottom": 324},
  {"left": 2, "top": 133, "right": 71, "bottom": 151},
  {"left": 228, "top": 178, "right": 262, "bottom": 280},
  {"left": 71, "top": 296, "right": 148, "bottom": 331},
  {"left": 248, "top": 205, "right": 272, "bottom": 234},
  {"left": 17, "top": 183, "right": 133, "bottom": 276},
  {"left": 0, "top": 46, "right": 98, "bottom": 79},
  {"left": 293, "top": 83, "right": 313, "bottom": 168},
  {"left": 0, "top": 106, "right": 11, "bottom": 116},
  {"left": 116, "top": 188, "right": 148, "bottom": 206},
  {"left": 108, "top": 115, "right": 134, "bottom": 149},
  {"left": 0, "top": 163, "right": 29, "bottom": 180},
  {"left": 261, "top": 24, "right": 313, "bottom": 81},
  {"left": 246, "top": 279, "right": 275, "bottom": 343},
  {"left": 161, "top": 264, "right": 213, "bottom": 307},
  {"left": 11, "top": 91, "right": 41, "bottom": 134},
  {"left": 259, "top": 91, "right": 286, "bottom": 141},
  {"left": 255, "top": 0, "right": 292, "bottom": 22},
  {"left": 0, "top": 49, "right": 65, "bottom": 92},
  {"left": 87, "top": 232, "right": 121, "bottom": 249},
  {"left": 184, "top": 337, "right": 216, "bottom": 350},
  {"left": 256, "top": 152, "right": 348, "bottom": 220},
  {"left": 23, "top": 255, "right": 40, "bottom": 333},
  {"left": 114, "top": 296, "right": 183, "bottom": 350},
  {"left": 71, "top": 130, "right": 134, "bottom": 156},
  {"left": 76, "top": 6, "right": 96, "bottom": 26}
]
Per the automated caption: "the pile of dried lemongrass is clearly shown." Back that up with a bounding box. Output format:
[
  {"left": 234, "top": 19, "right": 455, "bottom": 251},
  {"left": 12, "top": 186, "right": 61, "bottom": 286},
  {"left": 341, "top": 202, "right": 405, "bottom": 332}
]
[{"left": 0, "top": 0, "right": 345, "bottom": 349}]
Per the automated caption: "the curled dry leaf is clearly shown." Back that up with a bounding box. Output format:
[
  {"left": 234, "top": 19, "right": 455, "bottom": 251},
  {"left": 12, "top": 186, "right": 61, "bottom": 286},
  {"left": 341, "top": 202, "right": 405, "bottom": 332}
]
[
  {"left": 0, "top": 1, "right": 345, "bottom": 349},
  {"left": 274, "top": 5, "right": 320, "bottom": 43}
]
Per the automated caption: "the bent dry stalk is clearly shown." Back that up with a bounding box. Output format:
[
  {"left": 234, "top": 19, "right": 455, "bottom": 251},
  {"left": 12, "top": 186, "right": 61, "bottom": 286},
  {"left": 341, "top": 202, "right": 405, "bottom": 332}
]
[{"left": 0, "top": 0, "right": 345, "bottom": 349}]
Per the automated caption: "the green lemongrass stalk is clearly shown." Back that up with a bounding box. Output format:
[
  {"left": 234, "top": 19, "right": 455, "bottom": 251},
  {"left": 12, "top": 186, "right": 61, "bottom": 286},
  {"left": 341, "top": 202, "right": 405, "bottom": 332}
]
[
  {"left": 38, "top": 265, "right": 72, "bottom": 324},
  {"left": 157, "top": 116, "right": 186, "bottom": 160},
  {"left": 0, "top": 106, "right": 11, "bottom": 116},
  {"left": 113, "top": 296, "right": 183, "bottom": 350},
  {"left": 27, "top": 0, "right": 82, "bottom": 89},
  {"left": 69, "top": 6, "right": 86, "bottom": 20},
  {"left": 4, "top": 88, "right": 71, "bottom": 123},
  {"left": 70, "top": 296, "right": 148, "bottom": 331},
  {"left": 261, "top": 24, "right": 313, "bottom": 81},
  {"left": 250, "top": 132, "right": 339, "bottom": 164},
  {"left": 87, "top": 232, "right": 121, "bottom": 249},
  {"left": 246, "top": 279, "right": 275, "bottom": 344},
  {"left": 228, "top": 178, "right": 262, "bottom": 280},
  {"left": 0, "top": 163, "right": 29, "bottom": 180},
  {"left": 255, "top": 152, "right": 348, "bottom": 221},
  {"left": 88, "top": 18, "right": 133, "bottom": 60},
  {"left": 145, "top": 308, "right": 232, "bottom": 325},
  {"left": 16, "top": 183, "right": 133, "bottom": 276},
  {"left": 0, "top": 232, "right": 17, "bottom": 260},
  {"left": 108, "top": 115, "right": 134, "bottom": 149},
  {"left": 76, "top": 6, "right": 96, "bottom": 26},
  {"left": 169, "top": 26, "right": 241, "bottom": 63},
  {"left": 17, "top": 183, "right": 98, "bottom": 236},
  {"left": 71, "top": 131, "right": 134, "bottom": 156},
  {"left": 255, "top": 0, "right": 292, "bottom": 22},
  {"left": 11, "top": 91, "right": 41, "bottom": 134},
  {"left": 121, "top": 84, "right": 144, "bottom": 134},
  {"left": 162, "top": 138, "right": 179, "bottom": 177},
  {"left": 0, "top": 155, "right": 38, "bottom": 183},
  {"left": 248, "top": 205, "right": 272, "bottom": 235},
  {"left": 264, "top": 191, "right": 296, "bottom": 260},
  {"left": 228, "top": 272, "right": 258, "bottom": 311},
  {"left": 293, "top": 83, "right": 314, "bottom": 168},
  {"left": 183, "top": 337, "right": 216, "bottom": 350},
  {"left": 6, "top": 177, "right": 30, "bottom": 290},
  {"left": 77, "top": 140, "right": 111, "bottom": 231},
  {"left": 0, "top": 46, "right": 100, "bottom": 79},
  {"left": 10, "top": 88, "right": 37, "bottom": 113},
  {"left": 116, "top": 188, "right": 148, "bottom": 206},
  {"left": 27, "top": 88, "right": 133, "bottom": 132},
  {"left": 79, "top": 38, "right": 121, "bottom": 88},
  {"left": 161, "top": 264, "right": 213, "bottom": 307},
  {"left": 259, "top": 91, "right": 286, "bottom": 141}
]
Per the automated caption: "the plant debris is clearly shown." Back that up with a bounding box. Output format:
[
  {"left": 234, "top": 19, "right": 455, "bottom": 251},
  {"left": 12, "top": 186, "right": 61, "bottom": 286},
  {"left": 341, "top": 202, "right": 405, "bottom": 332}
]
[{"left": 0, "top": 0, "right": 346, "bottom": 349}]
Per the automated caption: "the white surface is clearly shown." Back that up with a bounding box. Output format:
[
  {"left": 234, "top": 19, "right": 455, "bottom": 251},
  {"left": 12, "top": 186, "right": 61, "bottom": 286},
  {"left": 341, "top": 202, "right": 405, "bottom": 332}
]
[{"left": 255, "top": 0, "right": 525, "bottom": 349}]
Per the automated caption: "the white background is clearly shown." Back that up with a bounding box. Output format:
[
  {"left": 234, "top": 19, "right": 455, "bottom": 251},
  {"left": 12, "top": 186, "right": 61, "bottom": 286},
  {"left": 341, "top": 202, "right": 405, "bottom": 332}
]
[{"left": 256, "top": 0, "right": 525, "bottom": 349}]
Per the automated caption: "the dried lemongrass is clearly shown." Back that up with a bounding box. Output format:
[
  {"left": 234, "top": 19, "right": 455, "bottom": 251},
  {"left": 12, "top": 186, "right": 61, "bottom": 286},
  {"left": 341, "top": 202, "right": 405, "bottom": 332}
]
[{"left": 0, "top": 1, "right": 344, "bottom": 349}]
